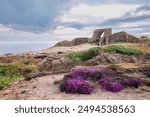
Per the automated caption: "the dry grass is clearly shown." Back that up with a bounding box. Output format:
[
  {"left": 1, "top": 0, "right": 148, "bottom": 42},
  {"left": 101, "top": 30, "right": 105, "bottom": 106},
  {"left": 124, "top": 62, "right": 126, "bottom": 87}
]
[
  {"left": 126, "top": 44, "right": 150, "bottom": 54},
  {"left": 138, "top": 38, "right": 150, "bottom": 43},
  {"left": 102, "top": 43, "right": 150, "bottom": 54},
  {"left": 116, "top": 63, "right": 150, "bottom": 69}
]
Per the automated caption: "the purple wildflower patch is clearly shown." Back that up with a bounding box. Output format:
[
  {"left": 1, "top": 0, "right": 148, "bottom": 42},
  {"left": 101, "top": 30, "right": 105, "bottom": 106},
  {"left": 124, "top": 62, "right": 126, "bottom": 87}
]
[
  {"left": 64, "top": 67, "right": 116, "bottom": 81},
  {"left": 64, "top": 79, "right": 93, "bottom": 94},
  {"left": 98, "top": 79, "right": 124, "bottom": 92},
  {"left": 60, "top": 67, "right": 144, "bottom": 94},
  {"left": 120, "top": 78, "right": 143, "bottom": 88}
]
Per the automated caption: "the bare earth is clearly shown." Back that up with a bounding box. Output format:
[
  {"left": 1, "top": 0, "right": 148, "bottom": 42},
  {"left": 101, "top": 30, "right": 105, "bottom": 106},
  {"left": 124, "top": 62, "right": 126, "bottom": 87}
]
[{"left": 0, "top": 74, "right": 150, "bottom": 100}]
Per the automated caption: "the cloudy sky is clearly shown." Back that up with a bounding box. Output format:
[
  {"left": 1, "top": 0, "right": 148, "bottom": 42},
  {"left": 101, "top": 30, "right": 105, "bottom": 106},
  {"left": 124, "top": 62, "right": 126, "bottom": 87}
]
[{"left": 0, "top": 0, "right": 150, "bottom": 42}]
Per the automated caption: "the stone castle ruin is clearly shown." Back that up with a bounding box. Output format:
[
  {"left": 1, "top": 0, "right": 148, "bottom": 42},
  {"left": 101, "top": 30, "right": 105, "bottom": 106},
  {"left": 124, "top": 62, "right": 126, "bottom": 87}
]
[
  {"left": 90, "top": 28, "right": 112, "bottom": 45},
  {"left": 55, "top": 28, "right": 139, "bottom": 47}
]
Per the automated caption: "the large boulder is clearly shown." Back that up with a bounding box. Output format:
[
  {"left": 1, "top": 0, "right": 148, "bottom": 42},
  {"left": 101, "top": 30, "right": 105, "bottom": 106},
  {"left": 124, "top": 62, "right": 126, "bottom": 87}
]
[{"left": 110, "top": 31, "right": 139, "bottom": 43}]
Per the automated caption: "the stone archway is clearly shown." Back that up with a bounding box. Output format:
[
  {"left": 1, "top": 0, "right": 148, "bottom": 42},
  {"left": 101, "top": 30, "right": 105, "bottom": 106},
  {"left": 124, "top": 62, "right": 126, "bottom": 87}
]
[{"left": 91, "top": 28, "right": 112, "bottom": 45}]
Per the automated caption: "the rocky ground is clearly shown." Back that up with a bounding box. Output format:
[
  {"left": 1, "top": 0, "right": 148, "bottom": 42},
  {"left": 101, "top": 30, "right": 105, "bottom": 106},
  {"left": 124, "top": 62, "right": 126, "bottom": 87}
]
[{"left": 0, "top": 43, "right": 150, "bottom": 100}]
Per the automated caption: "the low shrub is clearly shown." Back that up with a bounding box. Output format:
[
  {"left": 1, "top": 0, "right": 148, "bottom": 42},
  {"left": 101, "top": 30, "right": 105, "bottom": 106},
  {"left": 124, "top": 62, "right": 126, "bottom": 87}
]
[
  {"left": 0, "top": 62, "right": 37, "bottom": 90},
  {"left": 64, "top": 67, "right": 115, "bottom": 81},
  {"left": 0, "top": 76, "right": 20, "bottom": 90},
  {"left": 60, "top": 67, "right": 143, "bottom": 94},
  {"left": 0, "top": 64, "right": 21, "bottom": 89},
  {"left": 65, "top": 68, "right": 103, "bottom": 81},
  {"left": 105, "top": 45, "right": 142, "bottom": 55},
  {"left": 98, "top": 79, "right": 124, "bottom": 92},
  {"left": 120, "top": 78, "right": 143, "bottom": 88},
  {"left": 10, "top": 62, "right": 37, "bottom": 75},
  {"left": 64, "top": 79, "right": 93, "bottom": 94},
  {"left": 66, "top": 47, "right": 99, "bottom": 62},
  {"left": 0, "top": 64, "right": 20, "bottom": 77}
]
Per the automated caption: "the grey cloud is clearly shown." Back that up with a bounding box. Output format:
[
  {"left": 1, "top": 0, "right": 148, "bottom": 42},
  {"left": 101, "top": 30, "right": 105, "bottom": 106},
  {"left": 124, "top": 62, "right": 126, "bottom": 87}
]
[
  {"left": 62, "top": 5, "right": 150, "bottom": 36},
  {"left": 72, "top": 0, "right": 150, "bottom": 5},
  {"left": 0, "top": 0, "right": 69, "bottom": 32},
  {"left": 61, "top": 5, "right": 150, "bottom": 29},
  {"left": 101, "top": 15, "right": 150, "bottom": 26},
  {"left": 135, "top": 5, "right": 150, "bottom": 12},
  {"left": 0, "top": 0, "right": 149, "bottom": 33},
  {"left": 62, "top": 22, "right": 88, "bottom": 29},
  {"left": 101, "top": 5, "right": 150, "bottom": 26}
]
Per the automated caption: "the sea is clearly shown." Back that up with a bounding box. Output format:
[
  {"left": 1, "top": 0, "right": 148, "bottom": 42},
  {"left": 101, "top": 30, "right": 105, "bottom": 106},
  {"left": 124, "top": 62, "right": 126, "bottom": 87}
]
[{"left": 0, "top": 41, "right": 56, "bottom": 55}]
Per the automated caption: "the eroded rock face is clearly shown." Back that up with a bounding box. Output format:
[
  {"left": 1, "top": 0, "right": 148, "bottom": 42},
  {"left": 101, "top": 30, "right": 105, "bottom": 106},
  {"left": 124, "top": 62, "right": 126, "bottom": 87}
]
[
  {"left": 38, "top": 54, "right": 74, "bottom": 73},
  {"left": 110, "top": 31, "right": 139, "bottom": 43},
  {"left": 84, "top": 52, "right": 150, "bottom": 66}
]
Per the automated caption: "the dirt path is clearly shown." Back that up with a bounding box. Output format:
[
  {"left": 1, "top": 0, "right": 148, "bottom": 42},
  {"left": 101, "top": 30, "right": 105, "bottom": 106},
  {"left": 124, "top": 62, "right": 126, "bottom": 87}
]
[{"left": 0, "top": 74, "right": 150, "bottom": 100}]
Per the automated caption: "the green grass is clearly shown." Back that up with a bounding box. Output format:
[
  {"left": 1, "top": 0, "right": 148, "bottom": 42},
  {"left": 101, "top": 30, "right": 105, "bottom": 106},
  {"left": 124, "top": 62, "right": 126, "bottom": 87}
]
[
  {"left": 0, "top": 62, "right": 37, "bottom": 90},
  {"left": 0, "top": 76, "right": 21, "bottom": 90},
  {"left": 105, "top": 45, "right": 142, "bottom": 55},
  {"left": 0, "top": 64, "right": 21, "bottom": 89},
  {"left": 66, "top": 47, "right": 99, "bottom": 62}
]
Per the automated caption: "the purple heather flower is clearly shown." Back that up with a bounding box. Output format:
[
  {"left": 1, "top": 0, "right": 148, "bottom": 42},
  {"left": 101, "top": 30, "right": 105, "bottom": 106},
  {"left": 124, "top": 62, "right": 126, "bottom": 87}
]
[
  {"left": 120, "top": 78, "right": 143, "bottom": 88},
  {"left": 78, "top": 83, "right": 93, "bottom": 94},
  {"left": 65, "top": 67, "right": 115, "bottom": 81},
  {"left": 98, "top": 79, "right": 124, "bottom": 93},
  {"left": 60, "top": 67, "right": 142, "bottom": 94},
  {"left": 64, "top": 79, "right": 93, "bottom": 94}
]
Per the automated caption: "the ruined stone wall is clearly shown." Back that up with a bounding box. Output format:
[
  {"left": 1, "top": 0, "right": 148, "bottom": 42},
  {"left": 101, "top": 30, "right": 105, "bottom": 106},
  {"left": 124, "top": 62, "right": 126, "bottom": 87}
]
[
  {"left": 55, "top": 37, "right": 89, "bottom": 47},
  {"left": 72, "top": 37, "right": 89, "bottom": 46},
  {"left": 91, "top": 28, "right": 112, "bottom": 44},
  {"left": 55, "top": 28, "right": 139, "bottom": 47}
]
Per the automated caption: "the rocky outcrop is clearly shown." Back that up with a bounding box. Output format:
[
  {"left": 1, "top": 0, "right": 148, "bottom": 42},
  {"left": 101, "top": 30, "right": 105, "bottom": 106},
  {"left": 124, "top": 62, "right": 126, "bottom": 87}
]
[
  {"left": 110, "top": 31, "right": 139, "bottom": 43},
  {"left": 84, "top": 52, "right": 150, "bottom": 66},
  {"left": 72, "top": 37, "right": 89, "bottom": 46},
  {"left": 38, "top": 54, "right": 74, "bottom": 73},
  {"left": 141, "top": 36, "right": 149, "bottom": 39},
  {"left": 55, "top": 40, "right": 73, "bottom": 46},
  {"left": 55, "top": 37, "right": 89, "bottom": 47}
]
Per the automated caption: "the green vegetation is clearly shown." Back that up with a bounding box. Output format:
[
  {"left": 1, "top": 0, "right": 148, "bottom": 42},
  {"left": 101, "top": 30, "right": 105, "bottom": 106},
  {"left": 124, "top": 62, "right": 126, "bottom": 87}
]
[
  {"left": 105, "top": 45, "right": 142, "bottom": 55},
  {"left": 11, "top": 62, "right": 37, "bottom": 75},
  {"left": 66, "top": 47, "right": 99, "bottom": 62},
  {"left": 0, "top": 62, "right": 37, "bottom": 90}
]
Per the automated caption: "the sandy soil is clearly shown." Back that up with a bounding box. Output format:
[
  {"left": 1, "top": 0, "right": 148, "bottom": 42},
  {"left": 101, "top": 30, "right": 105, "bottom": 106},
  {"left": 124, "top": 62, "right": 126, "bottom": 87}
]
[
  {"left": 41, "top": 43, "right": 98, "bottom": 53},
  {"left": 0, "top": 74, "right": 150, "bottom": 100}
]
